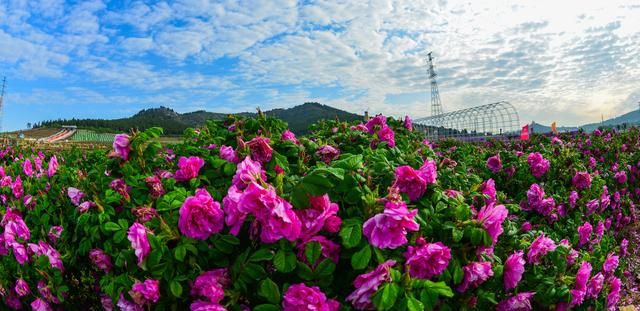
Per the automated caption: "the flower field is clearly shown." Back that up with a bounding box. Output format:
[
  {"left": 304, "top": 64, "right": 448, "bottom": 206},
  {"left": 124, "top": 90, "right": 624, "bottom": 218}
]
[{"left": 0, "top": 114, "right": 634, "bottom": 310}]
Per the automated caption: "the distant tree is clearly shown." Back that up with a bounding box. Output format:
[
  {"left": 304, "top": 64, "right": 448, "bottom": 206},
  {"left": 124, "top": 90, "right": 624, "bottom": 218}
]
[{"left": 26, "top": 122, "right": 31, "bottom": 129}]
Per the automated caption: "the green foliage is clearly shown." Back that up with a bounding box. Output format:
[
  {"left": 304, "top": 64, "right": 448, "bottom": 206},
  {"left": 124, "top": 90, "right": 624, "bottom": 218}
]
[{"left": 1, "top": 113, "right": 632, "bottom": 310}]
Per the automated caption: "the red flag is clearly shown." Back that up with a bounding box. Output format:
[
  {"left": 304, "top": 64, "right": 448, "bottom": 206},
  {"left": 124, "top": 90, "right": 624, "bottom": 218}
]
[{"left": 520, "top": 124, "right": 530, "bottom": 140}]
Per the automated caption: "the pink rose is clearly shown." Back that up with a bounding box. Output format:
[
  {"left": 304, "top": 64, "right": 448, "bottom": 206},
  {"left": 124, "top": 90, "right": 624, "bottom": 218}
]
[
  {"left": 89, "top": 248, "right": 112, "bottom": 272},
  {"left": 527, "top": 152, "right": 550, "bottom": 178},
  {"left": 476, "top": 203, "right": 508, "bottom": 246},
  {"left": 486, "top": 155, "right": 502, "bottom": 173},
  {"left": 23, "top": 159, "right": 33, "bottom": 177},
  {"left": 67, "top": 187, "right": 85, "bottom": 206},
  {"left": 363, "top": 201, "right": 419, "bottom": 249},
  {"left": 129, "top": 279, "right": 160, "bottom": 305},
  {"left": 572, "top": 171, "right": 591, "bottom": 190},
  {"left": 403, "top": 237, "right": 451, "bottom": 279},
  {"left": 191, "top": 269, "right": 229, "bottom": 303},
  {"left": 219, "top": 145, "right": 240, "bottom": 163},
  {"left": 577, "top": 222, "right": 592, "bottom": 247},
  {"left": 346, "top": 260, "right": 396, "bottom": 310},
  {"left": 295, "top": 194, "right": 340, "bottom": 240},
  {"left": 238, "top": 183, "right": 301, "bottom": 243},
  {"left": 378, "top": 126, "right": 395, "bottom": 147},
  {"left": 403, "top": 115, "right": 413, "bottom": 131},
  {"left": 127, "top": 222, "right": 151, "bottom": 266},
  {"left": 392, "top": 165, "right": 427, "bottom": 201},
  {"left": 457, "top": 261, "right": 493, "bottom": 292},
  {"left": 316, "top": 145, "right": 340, "bottom": 164},
  {"left": 175, "top": 156, "right": 205, "bottom": 182},
  {"left": 15, "top": 278, "right": 30, "bottom": 297},
  {"left": 527, "top": 233, "right": 556, "bottom": 265},
  {"left": 496, "top": 292, "right": 535, "bottom": 311},
  {"left": 283, "top": 283, "right": 339, "bottom": 311},
  {"left": 504, "top": 250, "right": 525, "bottom": 290},
  {"left": 247, "top": 136, "right": 273, "bottom": 163},
  {"left": 232, "top": 156, "right": 267, "bottom": 190},
  {"left": 179, "top": 188, "right": 224, "bottom": 240},
  {"left": 281, "top": 130, "right": 299, "bottom": 144},
  {"left": 113, "top": 134, "right": 131, "bottom": 160}
]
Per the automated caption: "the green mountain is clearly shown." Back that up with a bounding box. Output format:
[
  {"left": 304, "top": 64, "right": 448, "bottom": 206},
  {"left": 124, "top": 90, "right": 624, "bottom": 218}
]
[{"left": 34, "top": 102, "right": 362, "bottom": 135}]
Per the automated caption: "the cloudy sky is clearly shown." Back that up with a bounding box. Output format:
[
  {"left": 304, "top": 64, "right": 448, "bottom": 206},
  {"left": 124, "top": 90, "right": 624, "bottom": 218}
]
[{"left": 1, "top": 0, "right": 639, "bottom": 131}]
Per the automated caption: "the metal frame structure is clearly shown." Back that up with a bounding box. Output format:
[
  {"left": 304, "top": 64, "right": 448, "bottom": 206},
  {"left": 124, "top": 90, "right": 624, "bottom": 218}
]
[
  {"left": 414, "top": 101, "right": 521, "bottom": 141},
  {"left": 428, "top": 52, "right": 443, "bottom": 118}
]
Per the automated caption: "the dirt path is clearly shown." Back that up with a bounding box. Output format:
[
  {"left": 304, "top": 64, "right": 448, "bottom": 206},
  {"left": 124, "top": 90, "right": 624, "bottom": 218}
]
[{"left": 621, "top": 222, "right": 640, "bottom": 310}]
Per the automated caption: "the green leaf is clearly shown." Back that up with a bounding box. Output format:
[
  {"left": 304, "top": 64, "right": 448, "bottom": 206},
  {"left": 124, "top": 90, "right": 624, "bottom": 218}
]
[
  {"left": 273, "top": 249, "right": 296, "bottom": 273},
  {"left": 423, "top": 280, "right": 454, "bottom": 298},
  {"left": 420, "top": 288, "right": 439, "bottom": 310},
  {"left": 453, "top": 264, "right": 463, "bottom": 285},
  {"left": 351, "top": 245, "right": 372, "bottom": 270},
  {"left": 452, "top": 228, "right": 463, "bottom": 242},
  {"left": 145, "top": 127, "right": 164, "bottom": 138},
  {"left": 169, "top": 280, "right": 183, "bottom": 297},
  {"left": 296, "top": 261, "right": 315, "bottom": 280},
  {"left": 331, "top": 154, "right": 364, "bottom": 171},
  {"left": 103, "top": 222, "right": 121, "bottom": 232},
  {"left": 258, "top": 278, "right": 281, "bottom": 304},
  {"left": 117, "top": 219, "right": 129, "bottom": 230},
  {"left": 220, "top": 234, "right": 240, "bottom": 245},
  {"left": 253, "top": 304, "right": 279, "bottom": 311},
  {"left": 482, "top": 230, "right": 493, "bottom": 247},
  {"left": 214, "top": 238, "right": 235, "bottom": 254},
  {"left": 406, "top": 295, "right": 425, "bottom": 311},
  {"left": 305, "top": 241, "right": 322, "bottom": 265},
  {"left": 339, "top": 219, "right": 362, "bottom": 249},
  {"left": 174, "top": 245, "right": 186, "bottom": 262},
  {"left": 469, "top": 227, "right": 484, "bottom": 246},
  {"left": 113, "top": 230, "right": 126, "bottom": 243},
  {"left": 147, "top": 234, "right": 161, "bottom": 250},
  {"left": 373, "top": 283, "right": 400, "bottom": 310},
  {"left": 250, "top": 249, "right": 274, "bottom": 262},
  {"left": 115, "top": 251, "right": 126, "bottom": 267},
  {"left": 314, "top": 259, "right": 336, "bottom": 276},
  {"left": 243, "top": 263, "right": 267, "bottom": 281},
  {"left": 223, "top": 162, "right": 236, "bottom": 176}
]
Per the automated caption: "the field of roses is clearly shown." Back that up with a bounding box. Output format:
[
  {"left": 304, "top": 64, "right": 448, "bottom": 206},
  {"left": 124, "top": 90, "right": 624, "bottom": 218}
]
[{"left": 0, "top": 112, "right": 633, "bottom": 310}]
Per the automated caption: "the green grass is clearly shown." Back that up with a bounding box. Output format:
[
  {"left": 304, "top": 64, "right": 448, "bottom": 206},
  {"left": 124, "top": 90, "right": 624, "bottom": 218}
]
[{"left": 70, "top": 130, "right": 116, "bottom": 142}]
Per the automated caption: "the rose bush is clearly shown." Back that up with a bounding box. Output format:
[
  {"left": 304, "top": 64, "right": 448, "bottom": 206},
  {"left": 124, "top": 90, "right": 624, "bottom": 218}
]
[{"left": 0, "top": 114, "right": 633, "bottom": 310}]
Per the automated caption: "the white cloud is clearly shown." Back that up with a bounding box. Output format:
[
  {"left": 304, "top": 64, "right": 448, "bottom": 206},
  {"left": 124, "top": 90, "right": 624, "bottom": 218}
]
[
  {"left": 63, "top": 0, "right": 105, "bottom": 34},
  {"left": 74, "top": 59, "right": 235, "bottom": 92},
  {"left": 30, "top": 0, "right": 65, "bottom": 19},
  {"left": 0, "top": 30, "right": 70, "bottom": 78},
  {"left": 2, "top": 0, "right": 640, "bottom": 129},
  {"left": 120, "top": 37, "right": 154, "bottom": 53},
  {"left": 103, "top": 1, "right": 173, "bottom": 32}
]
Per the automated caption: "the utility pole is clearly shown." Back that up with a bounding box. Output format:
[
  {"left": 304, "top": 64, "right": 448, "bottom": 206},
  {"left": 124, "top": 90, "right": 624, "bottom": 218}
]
[{"left": 0, "top": 77, "right": 6, "bottom": 133}]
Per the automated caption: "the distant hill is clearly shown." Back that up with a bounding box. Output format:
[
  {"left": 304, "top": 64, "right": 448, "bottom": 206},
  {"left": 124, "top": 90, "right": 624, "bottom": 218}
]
[
  {"left": 263, "top": 103, "right": 361, "bottom": 134},
  {"left": 578, "top": 109, "right": 640, "bottom": 132},
  {"left": 529, "top": 122, "right": 578, "bottom": 134},
  {"left": 530, "top": 108, "right": 640, "bottom": 134},
  {"left": 34, "top": 102, "right": 362, "bottom": 135}
]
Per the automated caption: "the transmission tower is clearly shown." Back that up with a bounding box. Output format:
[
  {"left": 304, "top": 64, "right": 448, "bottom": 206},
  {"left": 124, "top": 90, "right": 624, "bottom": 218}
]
[
  {"left": 0, "top": 77, "right": 5, "bottom": 133},
  {"left": 428, "top": 52, "right": 443, "bottom": 117}
]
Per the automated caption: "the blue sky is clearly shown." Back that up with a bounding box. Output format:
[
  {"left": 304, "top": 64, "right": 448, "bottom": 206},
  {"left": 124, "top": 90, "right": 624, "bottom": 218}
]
[{"left": 1, "top": 0, "right": 639, "bottom": 131}]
